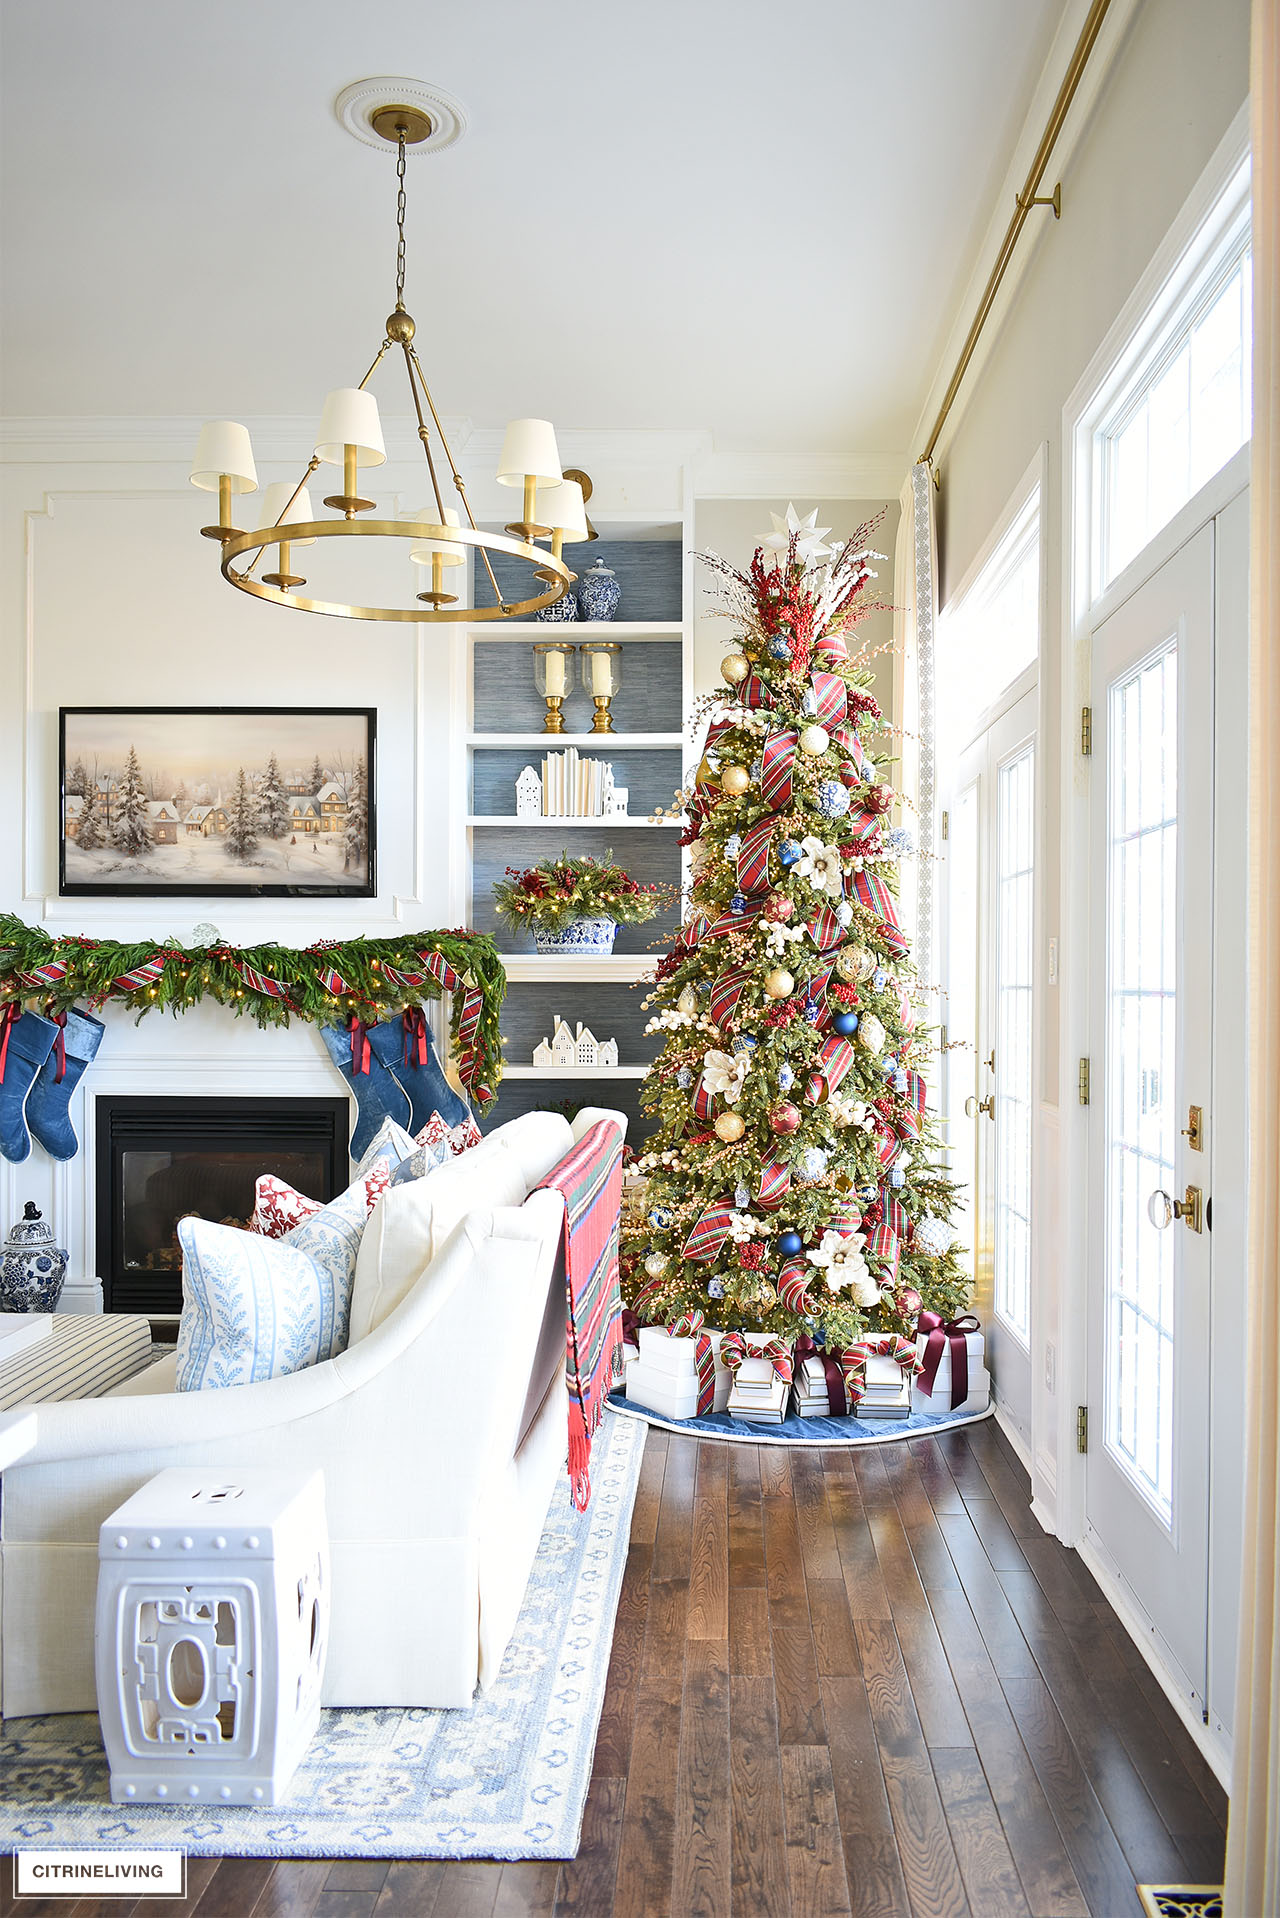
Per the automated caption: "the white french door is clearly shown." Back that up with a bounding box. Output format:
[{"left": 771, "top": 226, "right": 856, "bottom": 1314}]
[
  {"left": 944, "top": 684, "right": 1037, "bottom": 1445},
  {"left": 1084, "top": 527, "right": 1213, "bottom": 1705}
]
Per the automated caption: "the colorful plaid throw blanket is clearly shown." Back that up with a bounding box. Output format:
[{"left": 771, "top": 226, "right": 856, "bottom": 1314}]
[{"left": 536, "top": 1121, "right": 624, "bottom": 1510}]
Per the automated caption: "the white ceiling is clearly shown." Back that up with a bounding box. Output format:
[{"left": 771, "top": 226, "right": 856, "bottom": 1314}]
[{"left": 0, "top": 0, "right": 1069, "bottom": 458}]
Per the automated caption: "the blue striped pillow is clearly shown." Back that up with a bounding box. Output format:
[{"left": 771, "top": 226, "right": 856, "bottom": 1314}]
[{"left": 175, "top": 1179, "right": 369, "bottom": 1391}]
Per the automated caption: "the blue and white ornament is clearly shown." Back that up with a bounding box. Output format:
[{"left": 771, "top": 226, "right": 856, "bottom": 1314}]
[
  {"left": 890, "top": 1167, "right": 906, "bottom": 1188},
  {"left": 883, "top": 825, "right": 916, "bottom": 858},
  {"left": 797, "top": 1146, "right": 830, "bottom": 1184},
  {"left": 777, "top": 838, "right": 803, "bottom": 867},
  {"left": 647, "top": 1205, "right": 674, "bottom": 1231},
  {"left": 873, "top": 968, "right": 887, "bottom": 991},
  {"left": 816, "top": 780, "right": 851, "bottom": 820},
  {"left": 724, "top": 833, "right": 742, "bottom": 859},
  {"left": 750, "top": 756, "right": 764, "bottom": 781},
  {"left": 731, "top": 892, "right": 747, "bottom": 914},
  {"left": 776, "top": 1062, "right": 795, "bottom": 1092},
  {"left": 801, "top": 687, "right": 819, "bottom": 716},
  {"left": 731, "top": 1033, "right": 758, "bottom": 1058},
  {"left": 708, "top": 1278, "right": 725, "bottom": 1299},
  {"left": 893, "top": 1069, "right": 909, "bottom": 1093},
  {"left": 804, "top": 999, "right": 822, "bottom": 1025},
  {"left": 767, "top": 634, "right": 792, "bottom": 660},
  {"left": 676, "top": 1066, "right": 693, "bottom": 1089},
  {"left": 836, "top": 901, "right": 853, "bottom": 926},
  {"left": 734, "top": 1183, "right": 751, "bottom": 1209}
]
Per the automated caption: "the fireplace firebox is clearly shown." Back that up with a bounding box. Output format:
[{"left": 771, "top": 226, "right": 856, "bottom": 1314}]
[{"left": 95, "top": 1096, "right": 350, "bottom": 1315}]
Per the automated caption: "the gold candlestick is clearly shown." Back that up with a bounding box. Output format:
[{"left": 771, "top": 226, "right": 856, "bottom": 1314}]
[
  {"left": 590, "top": 694, "right": 616, "bottom": 733},
  {"left": 543, "top": 695, "right": 568, "bottom": 734}
]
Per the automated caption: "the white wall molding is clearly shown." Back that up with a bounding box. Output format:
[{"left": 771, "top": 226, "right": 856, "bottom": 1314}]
[
  {"left": 908, "top": 0, "right": 1147, "bottom": 472},
  {"left": 692, "top": 449, "right": 907, "bottom": 501}
]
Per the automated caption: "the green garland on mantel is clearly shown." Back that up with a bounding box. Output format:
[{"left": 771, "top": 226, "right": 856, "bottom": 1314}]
[{"left": 0, "top": 912, "right": 507, "bottom": 1103}]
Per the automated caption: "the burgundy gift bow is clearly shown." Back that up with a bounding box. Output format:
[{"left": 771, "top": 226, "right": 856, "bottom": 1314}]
[
  {"left": 48, "top": 1008, "right": 67, "bottom": 1085},
  {"left": 916, "top": 1311, "right": 981, "bottom": 1409},
  {"left": 402, "top": 1005, "right": 429, "bottom": 1069},
  {"left": 793, "top": 1332, "right": 852, "bottom": 1416}
]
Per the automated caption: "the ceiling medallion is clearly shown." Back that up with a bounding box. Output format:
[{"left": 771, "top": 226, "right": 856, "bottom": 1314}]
[{"left": 189, "top": 85, "right": 586, "bottom": 623}]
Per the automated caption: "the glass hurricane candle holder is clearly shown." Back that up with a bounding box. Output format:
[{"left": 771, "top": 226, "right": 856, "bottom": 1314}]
[
  {"left": 579, "top": 640, "right": 623, "bottom": 733},
  {"left": 533, "top": 642, "right": 577, "bottom": 733}
]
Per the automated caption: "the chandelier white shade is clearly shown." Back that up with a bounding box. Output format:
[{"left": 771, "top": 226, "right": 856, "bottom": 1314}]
[
  {"left": 190, "top": 422, "right": 258, "bottom": 495},
  {"left": 315, "top": 388, "right": 387, "bottom": 468},
  {"left": 188, "top": 89, "right": 577, "bottom": 624}
]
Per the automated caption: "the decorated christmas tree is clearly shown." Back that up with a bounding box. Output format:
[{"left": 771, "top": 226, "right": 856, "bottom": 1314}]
[{"left": 622, "top": 507, "right": 969, "bottom": 1368}]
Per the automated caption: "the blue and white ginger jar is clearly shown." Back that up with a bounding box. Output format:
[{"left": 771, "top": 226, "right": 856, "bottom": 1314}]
[
  {"left": 577, "top": 558, "right": 621, "bottom": 622},
  {"left": 0, "top": 1203, "right": 67, "bottom": 1312},
  {"left": 534, "top": 584, "right": 579, "bottom": 624}
]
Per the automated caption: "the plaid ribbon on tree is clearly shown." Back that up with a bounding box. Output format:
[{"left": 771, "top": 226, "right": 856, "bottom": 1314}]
[
  {"left": 863, "top": 1221, "right": 901, "bottom": 1284},
  {"left": 721, "top": 1332, "right": 793, "bottom": 1385},
  {"left": 805, "top": 903, "right": 843, "bottom": 953},
  {"left": 777, "top": 1262, "right": 818, "bottom": 1316},
  {"left": 760, "top": 729, "right": 797, "bottom": 810},
  {"left": 850, "top": 870, "right": 909, "bottom": 955},
  {"left": 808, "top": 670, "right": 850, "bottom": 726},
  {"left": 535, "top": 1121, "right": 625, "bottom": 1511},
  {"left": 880, "top": 1188, "right": 908, "bottom": 1238},
  {"left": 816, "top": 1034, "right": 856, "bottom": 1097},
  {"left": 736, "top": 818, "right": 775, "bottom": 894},
  {"left": 816, "top": 626, "right": 850, "bottom": 662},
  {"left": 683, "top": 1199, "right": 737, "bottom": 1261},
  {"left": 667, "top": 1310, "right": 717, "bottom": 1416},
  {"left": 756, "top": 1158, "right": 791, "bottom": 1209},
  {"left": 691, "top": 1072, "right": 718, "bottom": 1122},
  {"left": 709, "top": 963, "right": 754, "bottom": 1026}
]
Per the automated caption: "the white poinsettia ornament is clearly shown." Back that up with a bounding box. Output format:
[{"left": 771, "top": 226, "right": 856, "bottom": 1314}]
[
  {"left": 794, "top": 835, "right": 844, "bottom": 898},
  {"left": 701, "top": 1048, "right": 747, "bottom": 1103},
  {"left": 806, "top": 1230, "right": 879, "bottom": 1306},
  {"left": 761, "top": 502, "right": 833, "bottom": 564}
]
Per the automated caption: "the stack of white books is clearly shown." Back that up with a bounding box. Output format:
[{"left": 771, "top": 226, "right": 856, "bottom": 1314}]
[
  {"left": 853, "top": 1350, "right": 911, "bottom": 1421},
  {"left": 727, "top": 1334, "right": 792, "bottom": 1425},
  {"left": 792, "top": 1353, "right": 835, "bottom": 1418},
  {"left": 541, "top": 747, "right": 616, "bottom": 817},
  {"left": 624, "top": 1326, "right": 731, "bottom": 1420}
]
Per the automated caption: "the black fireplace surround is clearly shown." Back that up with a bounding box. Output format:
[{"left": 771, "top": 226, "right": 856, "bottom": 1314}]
[{"left": 95, "top": 1096, "right": 349, "bottom": 1315}]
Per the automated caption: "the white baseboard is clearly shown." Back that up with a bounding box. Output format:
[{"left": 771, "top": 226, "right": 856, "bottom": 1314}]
[
  {"left": 56, "top": 1277, "right": 102, "bottom": 1315},
  {"left": 993, "top": 1402, "right": 1032, "bottom": 1471},
  {"left": 1077, "top": 1535, "right": 1232, "bottom": 1791}
]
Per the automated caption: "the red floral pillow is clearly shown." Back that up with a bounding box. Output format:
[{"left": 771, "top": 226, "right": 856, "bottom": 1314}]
[
  {"left": 415, "top": 1111, "right": 482, "bottom": 1157},
  {"left": 251, "top": 1163, "right": 391, "bottom": 1240}
]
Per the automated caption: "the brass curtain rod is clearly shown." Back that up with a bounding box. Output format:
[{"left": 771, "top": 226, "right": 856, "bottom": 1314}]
[{"left": 919, "top": 0, "right": 1116, "bottom": 471}]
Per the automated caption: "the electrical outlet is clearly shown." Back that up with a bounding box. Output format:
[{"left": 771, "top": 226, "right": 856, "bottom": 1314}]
[
  {"left": 1044, "top": 1341, "right": 1056, "bottom": 1392},
  {"left": 1048, "top": 937, "right": 1059, "bottom": 985}
]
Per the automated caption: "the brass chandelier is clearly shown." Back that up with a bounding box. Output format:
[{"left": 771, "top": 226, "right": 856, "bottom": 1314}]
[{"left": 189, "top": 96, "right": 586, "bottom": 622}]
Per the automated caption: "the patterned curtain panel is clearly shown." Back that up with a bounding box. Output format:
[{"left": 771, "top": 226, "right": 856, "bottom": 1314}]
[{"left": 892, "top": 461, "right": 939, "bottom": 989}]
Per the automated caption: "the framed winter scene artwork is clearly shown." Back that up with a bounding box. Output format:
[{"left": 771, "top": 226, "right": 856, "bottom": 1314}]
[{"left": 58, "top": 707, "right": 377, "bottom": 898}]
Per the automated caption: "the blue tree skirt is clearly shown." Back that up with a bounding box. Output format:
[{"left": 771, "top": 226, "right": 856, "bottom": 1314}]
[{"left": 607, "top": 1389, "right": 995, "bottom": 1446}]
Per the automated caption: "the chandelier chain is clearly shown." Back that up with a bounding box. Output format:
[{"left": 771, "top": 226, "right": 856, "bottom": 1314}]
[{"left": 395, "top": 130, "right": 408, "bottom": 308}]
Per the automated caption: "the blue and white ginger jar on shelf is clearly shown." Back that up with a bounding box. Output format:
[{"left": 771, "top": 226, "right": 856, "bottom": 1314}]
[
  {"left": 532, "top": 915, "right": 618, "bottom": 955},
  {"left": 0, "top": 1202, "right": 67, "bottom": 1312},
  {"left": 577, "top": 557, "right": 621, "bottom": 622},
  {"left": 534, "top": 584, "right": 578, "bottom": 624}
]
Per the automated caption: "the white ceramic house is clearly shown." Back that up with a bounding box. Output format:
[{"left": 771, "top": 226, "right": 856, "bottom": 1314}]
[{"left": 515, "top": 767, "right": 542, "bottom": 819}]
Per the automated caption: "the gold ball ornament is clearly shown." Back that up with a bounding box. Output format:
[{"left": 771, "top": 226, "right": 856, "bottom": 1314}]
[
  {"left": 764, "top": 967, "right": 795, "bottom": 999},
  {"left": 798, "top": 725, "right": 830, "bottom": 756},
  {"left": 835, "top": 945, "right": 863, "bottom": 982},
  {"left": 643, "top": 1252, "right": 670, "bottom": 1278},
  {"left": 721, "top": 651, "right": 751, "bottom": 685},
  {"left": 714, "top": 1110, "right": 747, "bottom": 1142},
  {"left": 720, "top": 764, "right": 751, "bottom": 796}
]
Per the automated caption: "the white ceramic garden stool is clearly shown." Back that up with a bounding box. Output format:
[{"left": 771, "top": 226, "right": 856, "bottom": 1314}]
[{"left": 94, "top": 1467, "right": 328, "bottom": 1808}]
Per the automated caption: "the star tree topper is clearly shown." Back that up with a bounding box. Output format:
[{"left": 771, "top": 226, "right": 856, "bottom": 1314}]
[{"left": 760, "top": 502, "right": 833, "bottom": 563}]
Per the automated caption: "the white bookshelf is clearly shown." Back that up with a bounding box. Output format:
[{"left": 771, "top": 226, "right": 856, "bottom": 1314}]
[{"left": 452, "top": 509, "right": 694, "bottom": 1134}]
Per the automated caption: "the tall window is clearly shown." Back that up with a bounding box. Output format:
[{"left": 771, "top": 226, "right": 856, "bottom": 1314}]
[
  {"left": 1096, "top": 160, "right": 1251, "bottom": 589},
  {"left": 938, "top": 488, "right": 1040, "bottom": 749}
]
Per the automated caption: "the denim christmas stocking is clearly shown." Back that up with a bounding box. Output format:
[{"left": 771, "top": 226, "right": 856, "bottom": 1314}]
[
  {"left": 26, "top": 1006, "right": 106, "bottom": 1161},
  {"left": 321, "top": 1017, "right": 411, "bottom": 1164},
  {"left": 0, "top": 1008, "right": 60, "bottom": 1164},
  {"left": 372, "top": 1009, "right": 470, "bottom": 1136}
]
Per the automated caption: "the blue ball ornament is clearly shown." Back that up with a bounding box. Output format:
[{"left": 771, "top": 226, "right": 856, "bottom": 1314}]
[
  {"left": 816, "top": 780, "right": 851, "bottom": 820},
  {"left": 777, "top": 839, "right": 803, "bottom": 867},
  {"left": 831, "top": 1009, "right": 859, "bottom": 1036},
  {"left": 767, "top": 634, "right": 792, "bottom": 660},
  {"left": 777, "top": 1229, "right": 804, "bottom": 1258},
  {"left": 731, "top": 1033, "right": 758, "bottom": 1057},
  {"left": 647, "top": 1205, "right": 674, "bottom": 1231}
]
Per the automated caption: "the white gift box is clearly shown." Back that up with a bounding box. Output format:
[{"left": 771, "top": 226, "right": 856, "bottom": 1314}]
[
  {"left": 911, "top": 1327, "right": 990, "bottom": 1417},
  {"left": 624, "top": 1326, "right": 731, "bottom": 1419},
  {"left": 792, "top": 1354, "right": 836, "bottom": 1418},
  {"left": 727, "top": 1334, "right": 792, "bottom": 1425},
  {"left": 854, "top": 1351, "right": 910, "bottom": 1420}
]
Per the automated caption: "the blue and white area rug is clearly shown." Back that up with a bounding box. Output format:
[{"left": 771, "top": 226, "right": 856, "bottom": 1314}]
[
  {"left": 608, "top": 1389, "right": 995, "bottom": 1445},
  {"left": 0, "top": 1412, "right": 645, "bottom": 1862}
]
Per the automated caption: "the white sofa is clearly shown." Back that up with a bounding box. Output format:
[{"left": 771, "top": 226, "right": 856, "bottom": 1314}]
[{"left": 0, "top": 1105, "right": 625, "bottom": 1718}]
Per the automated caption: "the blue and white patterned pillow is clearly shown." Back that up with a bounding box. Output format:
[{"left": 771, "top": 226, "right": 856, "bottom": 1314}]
[
  {"left": 388, "top": 1137, "right": 450, "bottom": 1186},
  {"left": 175, "top": 1179, "right": 369, "bottom": 1391},
  {"left": 352, "top": 1117, "right": 419, "bottom": 1181}
]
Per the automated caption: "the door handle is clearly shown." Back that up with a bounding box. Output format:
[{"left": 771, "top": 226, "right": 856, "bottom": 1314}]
[
  {"left": 965, "top": 1094, "right": 995, "bottom": 1120},
  {"left": 1147, "top": 1185, "right": 1204, "bottom": 1234}
]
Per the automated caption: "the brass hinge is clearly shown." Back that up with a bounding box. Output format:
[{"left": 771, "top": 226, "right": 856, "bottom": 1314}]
[
  {"left": 941, "top": 809, "right": 950, "bottom": 841},
  {"left": 1080, "top": 706, "right": 1093, "bottom": 756},
  {"left": 1076, "top": 1405, "right": 1089, "bottom": 1453},
  {"left": 1078, "top": 1057, "right": 1090, "bottom": 1105}
]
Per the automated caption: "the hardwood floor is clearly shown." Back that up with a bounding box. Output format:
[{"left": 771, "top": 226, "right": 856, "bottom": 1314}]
[{"left": 0, "top": 1419, "right": 1226, "bottom": 1916}]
